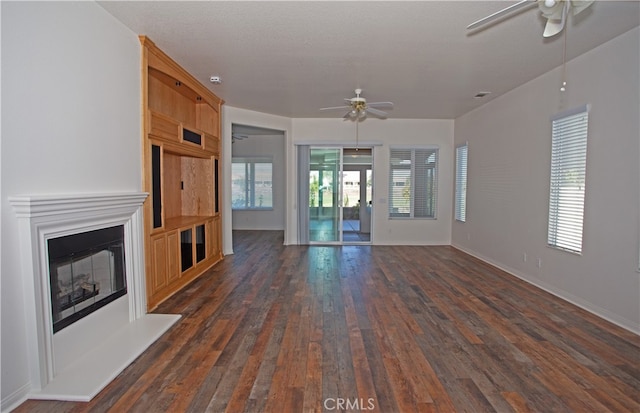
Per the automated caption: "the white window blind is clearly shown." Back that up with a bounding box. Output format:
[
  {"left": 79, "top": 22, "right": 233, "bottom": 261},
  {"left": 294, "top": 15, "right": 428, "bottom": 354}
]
[
  {"left": 548, "top": 106, "right": 589, "bottom": 253},
  {"left": 455, "top": 144, "right": 468, "bottom": 222},
  {"left": 389, "top": 147, "right": 438, "bottom": 219},
  {"left": 231, "top": 157, "right": 273, "bottom": 210}
]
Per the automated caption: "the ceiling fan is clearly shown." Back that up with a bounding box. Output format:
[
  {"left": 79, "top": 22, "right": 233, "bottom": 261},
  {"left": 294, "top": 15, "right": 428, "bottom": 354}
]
[
  {"left": 467, "top": 0, "right": 594, "bottom": 38},
  {"left": 231, "top": 133, "right": 248, "bottom": 143},
  {"left": 319, "top": 89, "right": 394, "bottom": 120}
]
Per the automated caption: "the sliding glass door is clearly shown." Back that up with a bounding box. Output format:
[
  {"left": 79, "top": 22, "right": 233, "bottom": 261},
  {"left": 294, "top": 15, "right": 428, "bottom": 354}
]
[
  {"left": 309, "top": 148, "right": 341, "bottom": 243},
  {"left": 300, "top": 146, "right": 373, "bottom": 245}
]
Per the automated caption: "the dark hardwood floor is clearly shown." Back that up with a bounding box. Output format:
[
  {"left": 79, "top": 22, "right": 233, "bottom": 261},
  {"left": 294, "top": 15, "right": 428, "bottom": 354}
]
[{"left": 14, "top": 230, "right": 640, "bottom": 412}]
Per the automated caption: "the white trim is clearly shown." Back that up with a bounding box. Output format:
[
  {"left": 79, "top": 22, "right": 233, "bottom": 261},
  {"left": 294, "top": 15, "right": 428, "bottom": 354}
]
[{"left": 1, "top": 382, "right": 31, "bottom": 413}]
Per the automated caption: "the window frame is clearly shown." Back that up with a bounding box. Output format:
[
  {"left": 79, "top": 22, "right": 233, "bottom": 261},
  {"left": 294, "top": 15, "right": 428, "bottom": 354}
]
[
  {"left": 231, "top": 156, "right": 274, "bottom": 211},
  {"left": 547, "top": 104, "right": 590, "bottom": 254},
  {"left": 455, "top": 143, "right": 468, "bottom": 222},
  {"left": 388, "top": 146, "right": 439, "bottom": 220}
]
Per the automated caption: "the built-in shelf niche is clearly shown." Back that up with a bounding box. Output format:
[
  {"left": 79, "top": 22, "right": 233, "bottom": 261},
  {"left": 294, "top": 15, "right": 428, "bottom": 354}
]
[
  {"left": 163, "top": 151, "right": 214, "bottom": 221},
  {"left": 148, "top": 68, "right": 219, "bottom": 139},
  {"left": 151, "top": 144, "right": 218, "bottom": 231}
]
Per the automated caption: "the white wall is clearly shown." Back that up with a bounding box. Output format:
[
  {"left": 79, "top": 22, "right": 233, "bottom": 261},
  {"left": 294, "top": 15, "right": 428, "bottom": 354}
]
[
  {"left": 1, "top": 2, "right": 140, "bottom": 409},
  {"left": 292, "top": 118, "right": 454, "bottom": 245},
  {"left": 452, "top": 27, "right": 640, "bottom": 333},
  {"left": 231, "top": 134, "right": 286, "bottom": 230}
]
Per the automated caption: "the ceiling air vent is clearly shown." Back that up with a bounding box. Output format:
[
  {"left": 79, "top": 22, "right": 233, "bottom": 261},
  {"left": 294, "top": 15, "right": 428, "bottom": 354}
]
[{"left": 474, "top": 91, "right": 491, "bottom": 99}]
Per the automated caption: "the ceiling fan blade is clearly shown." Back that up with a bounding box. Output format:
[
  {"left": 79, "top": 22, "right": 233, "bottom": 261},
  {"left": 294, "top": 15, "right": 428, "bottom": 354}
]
[
  {"left": 543, "top": 18, "right": 564, "bottom": 37},
  {"left": 320, "top": 105, "right": 351, "bottom": 111},
  {"left": 232, "top": 133, "right": 249, "bottom": 143},
  {"left": 571, "top": 0, "right": 594, "bottom": 16},
  {"left": 367, "top": 101, "right": 394, "bottom": 109},
  {"left": 343, "top": 111, "right": 355, "bottom": 119},
  {"left": 467, "top": 0, "right": 534, "bottom": 30},
  {"left": 365, "top": 107, "right": 388, "bottom": 119},
  {"left": 542, "top": 0, "right": 568, "bottom": 37}
]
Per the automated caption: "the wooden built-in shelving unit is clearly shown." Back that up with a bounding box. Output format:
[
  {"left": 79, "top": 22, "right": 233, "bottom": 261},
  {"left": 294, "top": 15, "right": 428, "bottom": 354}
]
[{"left": 140, "top": 36, "right": 223, "bottom": 310}]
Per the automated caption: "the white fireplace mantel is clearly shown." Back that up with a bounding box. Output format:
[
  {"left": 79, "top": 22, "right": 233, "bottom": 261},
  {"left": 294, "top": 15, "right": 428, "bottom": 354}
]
[{"left": 9, "top": 192, "right": 180, "bottom": 401}]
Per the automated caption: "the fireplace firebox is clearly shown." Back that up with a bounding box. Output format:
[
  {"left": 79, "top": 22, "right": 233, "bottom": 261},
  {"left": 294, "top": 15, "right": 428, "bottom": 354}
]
[{"left": 47, "top": 225, "right": 126, "bottom": 333}]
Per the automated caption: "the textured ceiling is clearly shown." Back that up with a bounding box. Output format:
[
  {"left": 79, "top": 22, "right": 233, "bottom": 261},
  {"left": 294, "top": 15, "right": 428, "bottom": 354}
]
[{"left": 99, "top": 1, "right": 639, "bottom": 119}]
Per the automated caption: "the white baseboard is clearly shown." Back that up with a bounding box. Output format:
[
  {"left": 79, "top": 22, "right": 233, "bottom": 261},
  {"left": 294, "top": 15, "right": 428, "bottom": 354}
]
[
  {"left": 451, "top": 243, "right": 640, "bottom": 335},
  {"left": 1, "top": 382, "right": 30, "bottom": 413}
]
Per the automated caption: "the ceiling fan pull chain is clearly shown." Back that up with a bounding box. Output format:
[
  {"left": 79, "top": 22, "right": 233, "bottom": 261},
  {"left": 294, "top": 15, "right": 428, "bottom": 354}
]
[
  {"left": 355, "top": 118, "right": 359, "bottom": 150},
  {"left": 561, "top": 19, "right": 568, "bottom": 92}
]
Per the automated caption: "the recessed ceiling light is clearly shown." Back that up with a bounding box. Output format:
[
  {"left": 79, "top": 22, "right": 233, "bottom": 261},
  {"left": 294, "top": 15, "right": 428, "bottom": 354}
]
[
  {"left": 474, "top": 91, "right": 491, "bottom": 99},
  {"left": 209, "top": 75, "right": 222, "bottom": 84}
]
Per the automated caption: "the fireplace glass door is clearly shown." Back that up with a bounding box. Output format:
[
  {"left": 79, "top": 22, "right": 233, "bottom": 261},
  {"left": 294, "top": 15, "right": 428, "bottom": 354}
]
[{"left": 48, "top": 226, "right": 126, "bottom": 333}]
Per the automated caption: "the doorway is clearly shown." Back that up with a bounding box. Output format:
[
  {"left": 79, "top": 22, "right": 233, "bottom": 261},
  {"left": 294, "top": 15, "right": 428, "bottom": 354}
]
[
  {"left": 308, "top": 147, "right": 372, "bottom": 244},
  {"left": 342, "top": 148, "right": 372, "bottom": 243},
  {"left": 230, "top": 124, "right": 286, "bottom": 231}
]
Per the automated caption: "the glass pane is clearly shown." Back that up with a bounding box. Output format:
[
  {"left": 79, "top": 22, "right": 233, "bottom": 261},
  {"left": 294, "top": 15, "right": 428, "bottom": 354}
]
[
  {"left": 231, "top": 162, "right": 247, "bottom": 209},
  {"left": 309, "top": 148, "right": 340, "bottom": 242},
  {"left": 414, "top": 149, "right": 437, "bottom": 218},
  {"left": 48, "top": 226, "right": 126, "bottom": 333},
  {"left": 455, "top": 145, "right": 467, "bottom": 222},
  {"left": 363, "top": 168, "right": 372, "bottom": 237},
  {"left": 390, "top": 168, "right": 411, "bottom": 216},
  {"left": 342, "top": 166, "right": 372, "bottom": 243},
  {"left": 342, "top": 171, "right": 360, "bottom": 209},
  {"left": 214, "top": 159, "right": 219, "bottom": 214},
  {"left": 254, "top": 162, "right": 273, "bottom": 208},
  {"left": 389, "top": 149, "right": 411, "bottom": 217},
  {"left": 366, "top": 169, "right": 373, "bottom": 208},
  {"left": 180, "top": 228, "right": 193, "bottom": 272},
  {"left": 151, "top": 145, "right": 162, "bottom": 228},
  {"left": 195, "top": 224, "right": 206, "bottom": 263}
]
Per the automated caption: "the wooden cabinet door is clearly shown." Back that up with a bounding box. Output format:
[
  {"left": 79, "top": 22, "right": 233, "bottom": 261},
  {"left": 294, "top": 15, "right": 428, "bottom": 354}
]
[
  {"left": 166, "top": 230, "right": 180, "bottom": 283},
  {"left": 150, "top": 234, "right": 168, "bottom": 293},
  {"left": 206, "top": 219, "right": 214, "bottom": 259}
]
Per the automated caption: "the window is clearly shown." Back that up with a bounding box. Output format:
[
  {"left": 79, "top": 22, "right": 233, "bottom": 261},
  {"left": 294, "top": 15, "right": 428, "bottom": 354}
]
[
  {"left": 232, "top": 157, "right": 273, "bottom": 210},
  {"left": 389, "top": 147, "right": 438, "bottom": 218},
  {"left": 455, "top": 143, "right": 468, "bottom": 222},
  {"left": 548, "top": 105, "right": 589, "bottom": 253}
]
